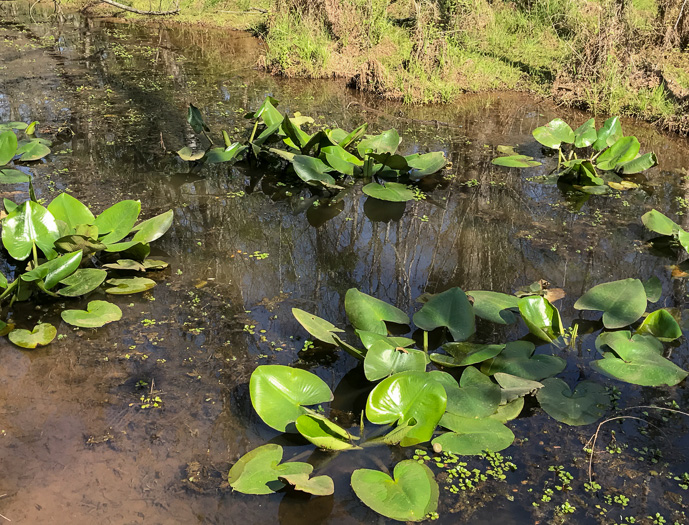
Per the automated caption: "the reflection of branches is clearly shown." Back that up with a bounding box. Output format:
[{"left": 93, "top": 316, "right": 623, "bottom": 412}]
[{"left": 83, "top": 0, "right": 180, "bottom": 15}]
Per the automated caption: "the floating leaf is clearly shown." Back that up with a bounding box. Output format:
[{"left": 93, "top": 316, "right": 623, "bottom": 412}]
[
  {"left": 362, "top": 182, "right": 415, "bottom": 202},
  {"left": 228, "top": 444, "right": 312, "bottom": 495},
  {"left": 8, "top": 323, "right": 57, "bottom": 348},
  {"left": 532, "top": 118, "right": 574, "bottom": 149},
  {"left": 345, "top": 288, "right": 409, "bottom": 335},
  {"left": 0, "top": 169, "right": 30, "bottom": 184},
  {"left": 363, "top": 341, "right": 428, "bottom": 381},
  {"left": 351, "top": 460, "right": 438, "bottom": 522},
  {"left": 2, "top": 200, "right": 60, "bottom": 260},
  {"left": 279, "top": 472, "right": 334, "bottom": 496},
  {"left": 467, "top": 290, "right": 519, "bottom": 324},
  {"left": 433, "top": 414, "right": 515, "bottom": 455},
  {"left": 16, "top": 140, "right": 50, "bottom": 162},
  {"left": 292, "top": 308, "right": 344, "bottom": 345},
  {"left": 444, "top": 367, "right": 502, "bottom": 418},
  {"left": 637, "top": 309, "right": 682, "bottom": 342},
  {"left": 481, "top": 341, "right": 566, "bottom": 380},
  {"left": 536, "top": 378, "right": 609, "bottom": 426},
  {"left": 413, "top": 287, "right": 475, "bottom": 341},
  {"left": 489, "top": 397, "right": 525, "bottom": 422},
  {"left": 105, "top": 277, "right": 156, "bottom": 295},
  {"left": 494, "top": 373, "right": 543, "bottom": 403},
  {"left": 131, "top": 210, "right": 174, "bottom": 243},
  {"left": 574, "top": 118, "right": 597, "bottom": 148},
  {"left": 61, "top": 300, "right": 122, "bottom": 328},
  {"left": 430, "top": 343, "right": 504, "bottom": 368},
  {"left": 491, "top": 154, "right": 541, "bottom": 168},
  {"left": 642, "top": 209, "right": 680, "bottom": 236},
  {"left": 643, "top": 276, "right": 662, "bottom": 303},
  {"left": 58, "top": 269, "right": 107, "bottom": 297},
  {"left": 366, "top": 371, "right": 446, "bottom": 447},
  {"left": 518, "top": 295, "right": 563, "bottom": 343},
  {"left": 295, "top": 413, "right": 360, "bottom": 451},
  {"left": 0, "top": 121, "right": 27, "bottom": 131},
  {"left": 357, "top": 331, "right": 415, "bottom": 350},
  {"left": 574, "top": 278, "right": 647, "bottom": 329},
  {"left": 54, "top": 235, "right": 106, "bottom": 256},
  {"left": 103, "top": 259, "right": 147, "bottom": 271},
  {"left": 250, "top": 365, "right": 333, "bottom": 432},
  {"left": 177, "top": 146, "right": 205, "bottom": 161},
  {"left": 407, "top": 151, "right": 447, "bottom": 178},
  {"left": 47, "top": 193, "right": 95, "bottom": 230}
]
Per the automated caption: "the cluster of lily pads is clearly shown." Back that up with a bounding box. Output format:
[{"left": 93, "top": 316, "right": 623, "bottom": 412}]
[
  {"left": 0, "top": 122, "right": 173, "bottom": 347},
  {"left": 177, "top": 98, "right": 447, "bottom": 202},
  {"left": 492, "top": 117, "right": 658, "bottom": 194},
  {"left": 1, "top": 121, "right": 52, "bottom": 183},
  {"left": 228, "top": 247, "right": 687, "bottom": 521}
]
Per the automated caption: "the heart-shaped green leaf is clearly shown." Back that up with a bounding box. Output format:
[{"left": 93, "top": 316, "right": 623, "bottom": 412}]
[
  {"left": 228, "top": 444, "right": 312, "bottom": 495},
  {"left": 364, "top": 341, "right": 428, "bottom": 381},
  {"left": 345, "top": 288, "right": 409, "bottom": 335},
  {"left": 536, "top": 378, "right": 610, "bottom": 426},
  {"left": 292, "top": 308, "right": 344, "bottom": 345},
  {"left": 488, "top": 397, "right": 525, "bottom": 423},
  {"left": 362, "top": 182, "right": 415, "bottom": 202},
  {"left": 58, "top": 268, "right": 107, "bottom": 297},
  {"left": 491, "top": 154, "right": 542, "bottom": 168},
  {"left": 574, "top": 278, "right": 647, "bottom": 329},
  {"left": 532, "top": 118, "right": 574, "bottom": 149},
  {"left": 61, "top": 300, "right": 123, "bottom": 328},
  {"left": 642, "top": 209, "right": 680, "bottom": 236},
  {"left": 16, "top": 140, "right": 50, "bottom": 162},
  {"left": 433, "top": 414, "right": 515, "bottom": 455},
  {"left": 279, "top": 472, "right": 334, "bottom": 496},
  {"left": 467, "top": 291, "right": 519, "bottom": 324},
  {"left": 643, "top": 276, "right": 662, "bottom": 303},
  {"left": 518, "top": 295, "right": 563, "bottom": 343},
  {"left": 295, "top": 413, "right": 360, "bottom": 450},
  {"left": 351, "top": 460, "right": 438, "bottom": 522},
  {"left": 481, "top": 340, "right": 566, "bottom": 380},
  {"left": 47, "top": 193, "right": 95, "bottom": 230},
  {"left": 250, "top": 365, "right": 333, "bottom": 432},
  {"left": 320, "top": 145, "right": 363, "bottom": 175},
  {"left": 2, "top": 200, "right": 60, "bottom": 260},
  {"left": 0, "top": 130, "right": 18, "bottom": 165},
  {"left": 445, "top": 366, "right": 501, "bottom": 418},
  {"left": 131, "top": 210, "right": 174, "bottom": 243},
  {"left": 574, "top": 118, "right": 597, "bottom": 148},
  {"left": 8, "top": 323, "right": 57, "bottom": 348},
  {"left": 0, "top": 169, "right": 30, "bottom": 184},
  {"left": 430, "top": 343, "right": 505, "bottom": 368},
  {"left": 637, "top": 309, "right": 682, "bottom": 341},
  {"left": 357, "top": 129, "right": 401, "bottom": 157},
  {"left": 413, "top": 287, "right": 475, "bottom": 341},
  {"left": 105, "top": 277, "right": 156, "bottom": 295},
  {"left": 406, "top": 151, "right": 447, "bottom": 178},
  {"left": 595, "top": 136, "right": 640, "bottom": 171},
  {"left": 94, "top": 200, "right": 141, "bottom": 244},
  {"left": 366, "top": 371, "right": 446, "bottom": 446},
  {"left": 494, "top": 373, "right": 543, "bottom": 403}
]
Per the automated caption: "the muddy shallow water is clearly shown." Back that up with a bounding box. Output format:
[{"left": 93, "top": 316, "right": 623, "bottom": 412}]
[{"left": 0, "top": 3, "right": 688, "bottom": 524}]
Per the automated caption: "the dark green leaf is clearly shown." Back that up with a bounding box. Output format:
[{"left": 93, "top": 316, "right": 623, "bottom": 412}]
[
  {"left": 413, "top": 287, "right": 475, "bottom": 341},
  {"left": 58, "top": 269, "right": 107, "bottom": 297},
  {"left": 536, "top": 378, "right": 609, "bottom": 426},
  {"left": 467, "top": 290, "right": 519, "bottom": 324},
  {"left": 187, "top": 104, "right": 209, "bottom": 134},
  {"left": 362, "top": 182, "right": 415, "bottom": 202},
  {"left": 433, "top": 415, "right": 515, "bottom": 455},
  {"left": 345, "top": 288, "right": 409, "bottom": 335},
  {"left": 481, "top": 340, "right": 566, "bottom": 380},
  {"left": 574, "top": 278, "right": 647, "bottom": 329}
]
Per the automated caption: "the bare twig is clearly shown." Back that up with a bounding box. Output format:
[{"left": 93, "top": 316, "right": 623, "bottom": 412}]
[{"left": 675, "top": 0, "right": 688, "bottom": 32}]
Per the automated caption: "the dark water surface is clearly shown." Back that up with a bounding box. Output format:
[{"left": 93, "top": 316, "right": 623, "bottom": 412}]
[{"left": 0, "top": 3, "right": 688, "bottom": 524}]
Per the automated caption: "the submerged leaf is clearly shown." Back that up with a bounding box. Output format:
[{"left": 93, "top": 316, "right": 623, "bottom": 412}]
[{"left": 491, "top": 154, "right": 541, "bottom": 168}]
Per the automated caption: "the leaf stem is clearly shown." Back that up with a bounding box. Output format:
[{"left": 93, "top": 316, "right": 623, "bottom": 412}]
[{"left": 423, "top": 331, "right": 428, "bottom": 353}]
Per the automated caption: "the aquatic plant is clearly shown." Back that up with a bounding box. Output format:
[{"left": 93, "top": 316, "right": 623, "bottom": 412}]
[
  {"left": 0, "top": 191, "right": 173, "bottom": 348},
  {"left": 230, "top": 230, "right": 687, "bottom": 520},
  {"left": 492, "top": 117, "right": 658, "bottom": 194},
  {"left": 0, "top": 121, "right": 51, "bottom": 184},
  {"left": 177, "top": 97, "right": 447, "bottom": 202}
]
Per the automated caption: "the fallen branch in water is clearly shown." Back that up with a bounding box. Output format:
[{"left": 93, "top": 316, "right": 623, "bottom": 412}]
[{"left": 82, "top": 0, "right": 180, "bottom": 15}]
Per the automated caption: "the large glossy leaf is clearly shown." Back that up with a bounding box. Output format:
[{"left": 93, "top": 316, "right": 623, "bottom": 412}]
[
  {"left": 536, "top": 378, "right": 609, "bottom": 426},
  {"left": 337, "top": 123, "right": 368, "bottom": 149},
  {"left": 489, "top": 397, "right": 525, "bottom": 422},
  {"left": 614, "top": 152, "right": 657, "bottom": 174},
  {"left": 58, "top": 268, "right": 107, "bottom": 297},
  {"left": 187, "top": 103, "right": 209, "bottom": 134},
  {"left": 366, "top": 371, "right": 446, "bottom": 446},
  {"left": 0, "top": 130, "right": 18, "bottom": 165},
  {"left": 642, "top": 209, "right": 680, "bottom": 236},
  {"left": 228, "top": 444, "right": 312, "bottom": 495},
  {"left": 406, "top": 151, "right": 447, "bottom": 177},
  {"left": 345, "top": 288, "right": 409, "bottom": 335},
  {"left": 430, "top": 343, "right": 504, "bottom": 368},
  {"left": 104, "top": 277, "right": 156, "bottom": 295},
  {"left": 61, "top": 300, "right": 122, "bottom": 328},
  {"left": 491, "top": 154, "right": 541, "bottom": 168},
  {"left": 357, "top": 129, "right": 401, "bottom": 157},
  {"left": 494, "top": 373, "right": 543, "bottom": 403},
  {"left": 281, "top": 114, "right": 311, "bottom": 151},
  {"left": 94, "top": 200, "right": 141, "bottom": 244},
  {"left": 131, "top": 210, "right": 173, "bottom": 243},
  {"left": 433, "top": 414, "right": 515, "bottom": 455},
  {"left": 21, "top": 251, "right": 82, "bottom": 289},
  {"left": 574, "top": 118, "right": 597, "bottom": 148},
  {"left": 362, "top": 182, "right": 415, "bottom": 202},
  {"left": 363, "top": 340, "right": 428, "bottom": 381},
  {"left": 574, "top": 278, "right": 647, "bottom": 329},
  {"left": 292, "top": 308, "right": 344, "bottom": 345},
  {"left": 8, "top": 323, "right": 56, "bottom": 348},
  {"left": 351, "top": 460, "right": 438, "bottom": 522},
  {"left": 320, "top": 145, "right": 362, "bottom": 176},
  {"left": 444, "top": 367, "right": 501, "bottom": 418},
  {"left": 2, "top": 201, "right": 60, "bottom": 260},
  {"left": 592, "top": 331, "right": 687, "bottom": 386},
  {"left": 292, "top": 155, "right": 337, "bottom": 186},
  {"left": 532, "top": 118, "right": 574, "bottom": 149},
  {"left": 295, "top": 413, "right": 360, "bottom": 450},
  {"left": 481, "top": 341, "right": 566, "bottom": 380},
  {"left": 467, "top": 290, "right": 519, "bottom": 324},
  {"left": 252, "top": 97, "right": 282, "bottom": 128},
  {"left": 637, "top": 309, "right": 682, "bottom": 341},
  {"left": 205, "top": 144, "right": 247, "bottom": 164},
  {"left": 47, "top": 193, "right": 95, "bottom": 230},
  {"left": 595, "top": 136, "right": 640, "bottom": 171},
  {"left": 250, "top": 365, "right": 333, "bottom": 432},
  {"left": 518, "top": 295, "right": 563, "bottom": 343},
  {"left": 413, "top": 287, "right": 475, "bottom": 341},
  {"left": 16, "top": 140, "right": 50, "bottom": 162},
  {"left": 593, "top": 116, "right": 622, "bottom": 151}
]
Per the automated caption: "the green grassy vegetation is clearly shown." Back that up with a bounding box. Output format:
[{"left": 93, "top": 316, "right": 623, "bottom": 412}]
[{"left": 62, "top": 0, "right": 689, "bottom": 128}]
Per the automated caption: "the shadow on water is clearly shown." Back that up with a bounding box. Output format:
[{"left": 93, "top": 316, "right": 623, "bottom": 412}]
[{"left": 0, "top": 2, "right": 688, "bottom": 524}]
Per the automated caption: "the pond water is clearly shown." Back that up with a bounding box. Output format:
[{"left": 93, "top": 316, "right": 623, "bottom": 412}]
[{"left": 0, "top": 3, "right": 688, "bottom": 524}]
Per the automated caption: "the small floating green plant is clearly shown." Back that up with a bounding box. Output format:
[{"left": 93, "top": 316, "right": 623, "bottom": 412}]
[
  {"left": 177, "top": 97, "right": 447, "bottom": 202},
  {"left": 492, "top": 117, "right": 658, "bottom": 194}
]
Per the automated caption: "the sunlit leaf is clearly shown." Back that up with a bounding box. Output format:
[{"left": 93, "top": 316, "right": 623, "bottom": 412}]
[{"left": 8, "top": 323, "right": 56, "bottom": 348}]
